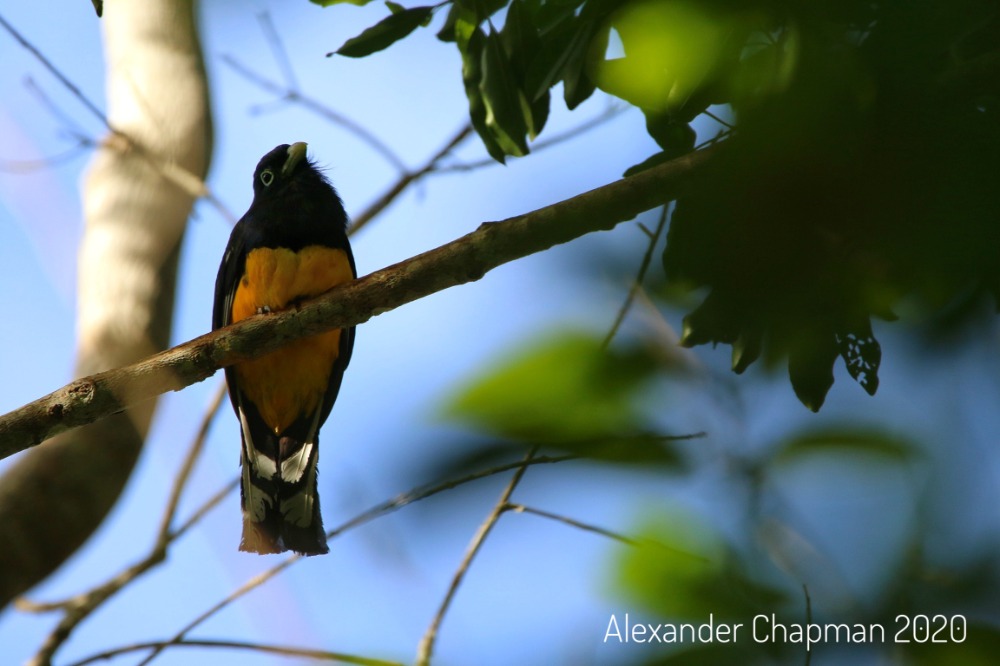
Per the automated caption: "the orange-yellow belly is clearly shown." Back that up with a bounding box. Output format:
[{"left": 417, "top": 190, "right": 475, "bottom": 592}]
[{"left": 231, "top": 245, "right": 353, "bottom": 434}]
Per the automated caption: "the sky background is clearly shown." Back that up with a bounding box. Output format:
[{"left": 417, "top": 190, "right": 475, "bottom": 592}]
[{"left": 1, "top": 1, "right": 999, "bottom": 666}]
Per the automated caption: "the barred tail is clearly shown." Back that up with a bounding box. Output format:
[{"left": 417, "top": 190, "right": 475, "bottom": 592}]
[{"left": 238, "top": 407, "right": 328, "bottom": 555}]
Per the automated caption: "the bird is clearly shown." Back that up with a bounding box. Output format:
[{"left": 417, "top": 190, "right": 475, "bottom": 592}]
[{"left": 212, "top": 142, "right": 356, "bottom": 555}]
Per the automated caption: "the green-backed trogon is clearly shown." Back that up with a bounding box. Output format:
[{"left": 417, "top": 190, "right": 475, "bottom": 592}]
[{"left": 212, "top": 142, "right": 356, "bottom": 555}]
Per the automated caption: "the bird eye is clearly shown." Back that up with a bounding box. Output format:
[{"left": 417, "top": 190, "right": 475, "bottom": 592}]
[{"left": 260, "top": 169, "right": 274, "bottom": 187}]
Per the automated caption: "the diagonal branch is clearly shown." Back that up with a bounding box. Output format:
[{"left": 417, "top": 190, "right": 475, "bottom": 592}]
[
  {"left": 220, "top": 51, "right": 408, "bottom": 174},
  {"left": 416, "top": 447, "right": 538, "bottom": 666},
  {"left": 65, "top": 638, "right": 403, "bottom": 666},
  {"left": 504, "top": 503, "right": 639, "bottom": 546},
  {"left": 134, "top": 454, "right": 573, "bottom": 666},
  {"left": 0, "top": 11, "right": 225, "bottom": 207},
  {"left": 0, "top": 145, "right": 718, "bottom": 462},
  {"left": 349, "top": 123, "right": 473, "bottom": 234},
  {"left": 16, "top": 385, "right": 228, "bottom": 666},
  {"left": 602, "top": 204, "right": 671, "bottom": 348}
]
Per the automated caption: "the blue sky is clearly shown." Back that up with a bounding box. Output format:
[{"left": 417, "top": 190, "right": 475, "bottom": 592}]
[{"left": 1, "top": 2, "right": 999, "bottom": 666}]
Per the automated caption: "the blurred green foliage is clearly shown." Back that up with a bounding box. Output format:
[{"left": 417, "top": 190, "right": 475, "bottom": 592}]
[
  {"left": 438, "top": 331, "right": 689, "bottom": 469},
  {"left": 618, "top": 510, "right": 786, "bottom": 622},
  {"left": 607, "top": 427, "right": 1000, "bottom": 665},
  {"left": 325, "top": 0, "right": 1000, "bottom": 409},
  {"left": 320, "top": 2, "right": 1000, "bottom": 660},
  {"left": 661, "top": 0, "right": 1000, "bottom": 409},
  {"left": 431, "top": 322, "right": 1000, "bottom": 663},
  {"left": 443, "top": 331, "right": 654, "bottom": 440}
]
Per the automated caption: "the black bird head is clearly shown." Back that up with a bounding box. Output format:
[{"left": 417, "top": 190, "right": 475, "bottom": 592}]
[
  {"left": 246, "top": 142, "right": 349, "bottom": 242},
  {"left": 252, "top": 142, "right": 325, "bottom": 197}
]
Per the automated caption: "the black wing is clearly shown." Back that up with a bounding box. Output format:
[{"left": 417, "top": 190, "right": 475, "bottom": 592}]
[{"left": 213, "top": 218, "right": 250, "bottom": 415}]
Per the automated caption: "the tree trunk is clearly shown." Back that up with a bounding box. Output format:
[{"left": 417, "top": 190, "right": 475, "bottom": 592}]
[{"left": 0, "top": 0, "right": 211, "bottom": 607}]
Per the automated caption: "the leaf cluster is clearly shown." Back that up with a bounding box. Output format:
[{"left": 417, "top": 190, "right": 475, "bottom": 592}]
[
  {"left": 325, "top": 0, "right": 637, "bottom": 161},
  {"left": 321, "top": 0, "right": 1000, "bottom": 410},
  {"left": 437, "top": 331, "right": 690, "bottom": 470},
  {"left": 611, "top": 426, "right": 1000, "bottom": 665},
  {"left": 663, "top": 0, "right": 1000, "bottom": 409}
]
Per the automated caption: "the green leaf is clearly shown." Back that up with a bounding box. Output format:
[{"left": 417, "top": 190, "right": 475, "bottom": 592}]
[
  {"left": 616, "top": 510, "right": 786, "bottom": 621},
  {"left": 678, "top": 290, "right": 740, "bottom": 347},
  {"left": 837, "top": 323, "right": 881, "bottom": 396},
  {"left": 438, "top": 0, "right": 509, "bottom": 39},
  {"left": 312, "top": 0, "right": 376, "bottom": 6},
  {"left": 523, "top": 10, "right": 577, "bottom": 101},
  {"left": 787, "top": 331, "right": 839, "bottom": 412},
  {"left": 436, "top": 3, "right": 460, "bottom": 41},
  {"left": 442, "top": 331, "right": 656, "bottom": 441},
  {"left": 561, "top": 24, "right": 600, "bottom": 109},
  {"left": 385, "top": 0, "right": 405, "bottom": 13},
  {"left": 521, "top": 0, "right": 610, "bottom": 110},
  {"left": 773, "top": 429, "right": 916, "bottom": 465},
  {"left": 731, "top": 329, "right": 761, "bottom": 374},
  {"left": 329, "top": 5, "right": 436, "bottom": 58},
  {"left": 456, "top": 19, "right": 507, "bottom": 162},
  {"left": 500, "top": 0, "right": 550, "bottom": 138},
  {"left": 644, "top": 111, "right": 697, "bottom": 156},
  {"left": 480, "top": 28, "right": 530, "bottom": 157},
  {"left": 623, "top": 116, "right": 696, "bottom": 176}
]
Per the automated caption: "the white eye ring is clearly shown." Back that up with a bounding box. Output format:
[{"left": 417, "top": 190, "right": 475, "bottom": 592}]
[{"left": 260, "top": 169, "right": 274, "bottom": 186}]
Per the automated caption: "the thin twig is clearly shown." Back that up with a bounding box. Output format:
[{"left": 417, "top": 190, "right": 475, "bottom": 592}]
[
  {"left": 437, "top": 105, "right": 628, "bottom": 174},
  {"left": 65, "top": 638, "right": 403, "bottom": 666},
  {"left": 503, "top": 503, "right": 639, "bottom": 546},
  {"left": 415, "top": 446, "right": 539, "bottom": 666},
  {"left": 0, "top": 143, "right": 91, "bottom": 173},
  {"left": 257, "top": 12, "right": 300, "bottom": 92},
  {"left": 602, "top": 204, "right": 670, "bottom": 348},
  {"left": 349, "top": 123, "right": 473, "bottom": 234},
  {"left": 695, "top": 128, "right": 733, "bottom": 151},
  {"left": 172, "top": 477, "right": 239, "bottom": 540},
  {"left": 157, "top": 384, "right": 226, "bottom": 539},
  {"left": 0, "top": 13, "right": 108, "bottom": 128},
  {"left": 506, "top": 503, "right": 710, "bottom": 562},
  {"left": 0, "top": 12, "right": 234, "bottom": 223},
  {"left": 24, "top": 75, "right": 92, "bottom": 141},
  {"left": 220, "top": 53, "right": 408, "bottom": 174},
  {"left": 135, "top": 453, "right": 571, "bottom": 666},
  {"left": 19, "top": 385, "right": 227, "bottom": 666},
  {"left": 702, "top": 108, "right": 735, "bottom": 129}
]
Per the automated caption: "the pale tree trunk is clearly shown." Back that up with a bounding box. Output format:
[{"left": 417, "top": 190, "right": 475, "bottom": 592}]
[{"left": 0, "top": 0, "right": 211, "bottom": 607}]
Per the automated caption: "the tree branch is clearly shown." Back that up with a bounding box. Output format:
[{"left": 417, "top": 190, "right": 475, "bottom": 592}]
[
  {"left": 602, "top": 204, "right": 670, "bottom": 348},
  {"left": 17, "top": 386, "right": 227, "bottom": 666},
  {"left": 0, "top": 146, "right": 717, "bottom": 462},
  {"left": 349, "top": 123, "right": 473, "bottom": 234},
  {"left": 503, "top": 503, "right": 639, "bottom": 546},
  {"left": 416, "top": 447, "right": 538, "bottom": 666},
  {"left": 134, "top": 454, "right": 574, "bottom": 665},
  {"left": 220, "top": 48, "right": 409, "bottom": 174},
  {"left": 65, "top": 638, "right": 403, "bottom": 666}
]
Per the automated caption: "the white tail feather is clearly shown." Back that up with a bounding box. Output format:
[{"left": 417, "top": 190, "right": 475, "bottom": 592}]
[
  {"left": 238, "top": 405, "right": 274, "bottom": 522},
  {"left": 280, "top": 459, "right": 317, "bottom": 527}
]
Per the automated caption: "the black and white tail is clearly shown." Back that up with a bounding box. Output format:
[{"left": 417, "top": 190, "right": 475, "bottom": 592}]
[{"left": 237, "top": 400, "right": 328, "bottom": 555}]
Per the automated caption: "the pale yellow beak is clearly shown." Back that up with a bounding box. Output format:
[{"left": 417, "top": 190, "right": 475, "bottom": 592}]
[{"left": 281, "top": 142, "right": 308, "bottom": 177}]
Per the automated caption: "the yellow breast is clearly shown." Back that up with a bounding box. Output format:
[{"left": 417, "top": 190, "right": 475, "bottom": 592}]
[{"left": 231, "top": 245, "right": 354, "bottom": 434}]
